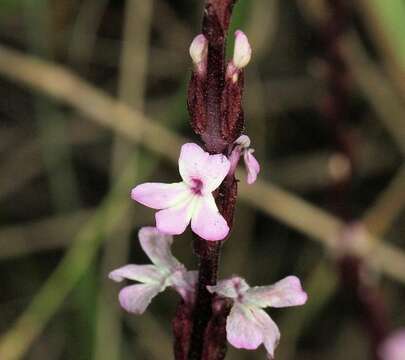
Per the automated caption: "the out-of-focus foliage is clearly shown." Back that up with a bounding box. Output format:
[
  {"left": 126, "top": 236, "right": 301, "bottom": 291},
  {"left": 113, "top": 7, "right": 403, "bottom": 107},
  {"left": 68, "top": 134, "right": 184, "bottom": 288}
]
[{"left": 0, "top": 1, "right": 404, "bottom": 359}]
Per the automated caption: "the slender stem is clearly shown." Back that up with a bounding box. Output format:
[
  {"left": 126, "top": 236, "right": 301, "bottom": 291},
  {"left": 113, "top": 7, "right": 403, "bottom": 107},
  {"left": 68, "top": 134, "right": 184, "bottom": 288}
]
[
  {"left": 186, "top": 2, "right": 237, "bottom": 358},
  {"left": 200, "top": 25, "right": 225, "bottom": 151},
  {"left": 187, "top": 175, "right": 237, "bottom": 360},
  {"left": 187, "top": 240, "right": 222, "bottom": 360},
  {"left": 95, "top": 1, "right": 153, "bottom": 359}
]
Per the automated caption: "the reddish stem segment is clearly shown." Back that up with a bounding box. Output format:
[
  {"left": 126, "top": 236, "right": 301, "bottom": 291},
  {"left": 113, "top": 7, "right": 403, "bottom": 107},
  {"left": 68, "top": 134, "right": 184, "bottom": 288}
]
[{"left": 173, "top": 1, "right": 242, "bottom": 359}]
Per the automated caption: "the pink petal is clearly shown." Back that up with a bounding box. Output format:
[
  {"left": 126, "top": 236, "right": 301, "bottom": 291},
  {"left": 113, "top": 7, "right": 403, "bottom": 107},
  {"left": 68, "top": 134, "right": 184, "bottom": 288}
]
[
  {"left": 118, "top": 283, "right": 161, "bottom": 314},
  {"left": 226, "top": 304, "right": 263, "bottom": 350},
  {"left": 379, "top": 329, "right": 405, "bottom": 360},
  {"left": 226, "top": 305, "right": 281, "bottom": 359},
  {"left": 109, "top": 264, "right": 162, "bottom": 284},
  {"left": 191, "top": 194, "right": 229, "bottom": 241},
  {"left": 247, "top": 276, "right": 308, "bottom": 308},
  {"left": 178, "top": 143, "right": 230, "bottom": 193},
  {"left": 207, "top": 276, "right": 250, "bottom": 299},
  {"left": 244, "top": 150, "right": 260, "bottom": 185},
  {"left": 252, "top": 308, "right": 280, "bottom": 359},
  {"left": 155, "top": 196, "right": 196, "bottom": 235},
  {"left": 131, "top": 182, "right": 190, "bottom": 209},
  {"left": 171, "top": 270, "right": 198, "bottom": 301},
  {"left": 201, "top": 153, "right": 231, "bottom": 192},
  {"left": 178, "top": 143, "right": 209, "bottom": 182},
  {"left": 138, "top": 227, "right": 179, "bottom": 269},
  {"left": 228, "top": 146, "right": 242, "bottom": 177}
]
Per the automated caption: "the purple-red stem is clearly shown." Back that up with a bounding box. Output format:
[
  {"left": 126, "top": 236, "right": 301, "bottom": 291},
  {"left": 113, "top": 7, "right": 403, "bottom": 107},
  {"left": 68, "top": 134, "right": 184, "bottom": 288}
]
[{"left": 184, "top": 1, "right": 238, "bottom": 360}]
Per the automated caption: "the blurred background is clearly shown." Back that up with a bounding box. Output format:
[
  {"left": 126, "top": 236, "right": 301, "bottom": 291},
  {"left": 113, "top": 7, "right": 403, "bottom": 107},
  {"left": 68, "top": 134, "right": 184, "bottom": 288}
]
[{"left": 0, "top": 0, "right": 404, "bottom": 359}]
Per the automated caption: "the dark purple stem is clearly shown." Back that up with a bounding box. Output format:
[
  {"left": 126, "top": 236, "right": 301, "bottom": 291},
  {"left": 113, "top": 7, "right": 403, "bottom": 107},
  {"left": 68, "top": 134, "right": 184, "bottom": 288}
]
[
  {"left": 173, "top": 1, "right": 242, "bottom": 359},
  {"left": 187, "top": 240, "right": 223, "bottom": 360},
  {"left": 200, "top": 0, "right": 236, "bottom": 153}
]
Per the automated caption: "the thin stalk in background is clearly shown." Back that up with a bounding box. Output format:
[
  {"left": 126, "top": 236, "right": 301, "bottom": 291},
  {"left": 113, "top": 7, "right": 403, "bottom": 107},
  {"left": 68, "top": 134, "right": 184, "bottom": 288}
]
[
  {"left": 319, "top": 1, "right": 389, "bottom": 358},
  {"left": 95, "top": 1, "right": 154, "bottom": 359}
]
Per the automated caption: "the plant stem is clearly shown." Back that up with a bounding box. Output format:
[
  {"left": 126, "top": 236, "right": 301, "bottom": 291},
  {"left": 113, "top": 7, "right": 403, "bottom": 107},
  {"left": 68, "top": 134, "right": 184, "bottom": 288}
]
[
  {"left": 187, "top": 240, "right": 222, "bottom": 360},
  {"left": 186, "top": 1, "right": 237, "bottom": 359}
]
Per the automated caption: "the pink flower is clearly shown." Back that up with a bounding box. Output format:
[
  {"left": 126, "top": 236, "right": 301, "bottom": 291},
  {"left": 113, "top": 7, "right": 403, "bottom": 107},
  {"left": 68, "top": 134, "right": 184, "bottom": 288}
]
[
  {"left": 379, "top": 329, "right": 405, "bottom": 360},
  {"left": 131, "top": 143, "right": 231, "bottom": 241},
  {"left": 229, "top": 135, "right": 260, "bottom": 184},
  {"left": 207, "top": 276, "right": 307, "bottom": 359},
  {"left": 109, "top": 227, "right": 197, "bottom": 314}
]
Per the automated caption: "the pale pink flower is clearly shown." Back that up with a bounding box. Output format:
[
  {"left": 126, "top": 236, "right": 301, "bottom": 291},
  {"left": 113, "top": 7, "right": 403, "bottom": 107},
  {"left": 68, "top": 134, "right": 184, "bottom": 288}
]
[
  {"left": 208, "top": 276, "right": 307, "bottom": 359},
  {"left": 109, "top": 227, "right": 197, "bottom": 314},
  {"left": 379, "top": 329, "right": 405, "bottom": 360},
  {"left": 131, "top": 143, "right": 230, "bottom": 241},
  {"left": 229, "top": 135, "right": 260, "bottom": 184}
]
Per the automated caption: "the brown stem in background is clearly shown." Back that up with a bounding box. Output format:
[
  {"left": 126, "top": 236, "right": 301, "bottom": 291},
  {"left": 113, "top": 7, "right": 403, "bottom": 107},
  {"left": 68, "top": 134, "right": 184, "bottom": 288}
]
[
  {"left": 320, "top": 1, "right": 389, "bottom": 358},
  {"left": 339, "top": 255, "right": 389, "bottom": 358}
]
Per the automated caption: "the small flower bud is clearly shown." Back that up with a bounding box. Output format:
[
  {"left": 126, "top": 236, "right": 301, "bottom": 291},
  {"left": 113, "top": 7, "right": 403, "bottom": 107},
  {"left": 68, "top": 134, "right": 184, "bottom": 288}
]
[
  {"left": 233, "top": 30, "right": 251, "bottom": 69},
  {"left": 235, "top": 134, "right": 251, "bottom": 148},
  {"left": 189, "top": 34, "right": 208, "bottom": 73}
]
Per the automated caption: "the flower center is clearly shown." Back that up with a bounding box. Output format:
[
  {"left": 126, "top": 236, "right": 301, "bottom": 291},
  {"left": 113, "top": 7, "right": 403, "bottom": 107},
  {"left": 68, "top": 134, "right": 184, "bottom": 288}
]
[
  {"left": 190, "top": 178, "right": 203, "bottom": 195},
  {"left": 233, "top": 279, "right": 245, "bottom": 302}
]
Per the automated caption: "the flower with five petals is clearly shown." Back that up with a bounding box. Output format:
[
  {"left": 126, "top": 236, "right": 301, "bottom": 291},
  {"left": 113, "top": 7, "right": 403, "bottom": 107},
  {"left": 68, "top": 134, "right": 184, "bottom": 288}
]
[
  {"left": 131, "top": 143, "right": 231, "bottom": 241},
  {"left": 207, "top": 275, "right": 307, "bottom": 359},
  {"left": 109, "top": 227, "right": 197, "bottom": 314}
]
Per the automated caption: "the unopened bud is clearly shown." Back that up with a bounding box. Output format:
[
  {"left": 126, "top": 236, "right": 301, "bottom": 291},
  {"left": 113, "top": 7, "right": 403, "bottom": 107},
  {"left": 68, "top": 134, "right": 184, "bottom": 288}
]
[
  {"left": 233, "top": 30, "right": 251, "bottom": 69},
  {"left": 189, "top": 34, "right": 208, "bottom": 70},
  {"left": 235, "top": 135, "right": 251, "bottom": 148}
]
